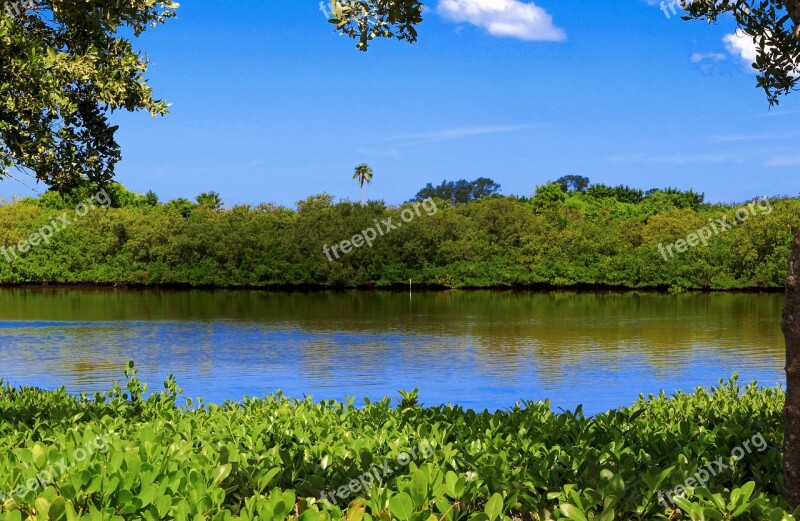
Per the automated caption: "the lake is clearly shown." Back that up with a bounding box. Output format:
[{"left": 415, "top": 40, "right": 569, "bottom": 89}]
[{"left": 0, "top": 288, "right": 786, "bottom": 414}]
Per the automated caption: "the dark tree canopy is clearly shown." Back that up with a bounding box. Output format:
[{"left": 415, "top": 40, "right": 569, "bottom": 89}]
[
  {"left": 0, "top": 0, "right": 177, "bottom": 192},
  {"left": 585, "top": 183, "right": 645, "bottom": 204},
  {"left": 556, "top": 175, "right": 590, "bottom": 194},
  {"left": 412, "top": 177, "right": 500, "bottom": 204}
]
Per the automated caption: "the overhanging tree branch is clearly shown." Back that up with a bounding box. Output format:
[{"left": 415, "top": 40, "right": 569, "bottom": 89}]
[
  {"left": 684, "top": 1, "right": 800, "bottom": 104},
  {"left": 0, "top": 0, "right": 177, "bottom": 192},
  {"left": 325, "top": 0, "right": 423, "bottom": 51}
]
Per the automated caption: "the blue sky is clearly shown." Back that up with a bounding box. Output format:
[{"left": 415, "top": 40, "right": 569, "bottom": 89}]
[{"left": 5, "top": 0, "right": 800, "bottom": 206}]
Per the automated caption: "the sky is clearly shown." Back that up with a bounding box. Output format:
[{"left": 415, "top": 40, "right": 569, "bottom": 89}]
[{"left": 4, "top": 0, "right": 800, "bottom": 207}]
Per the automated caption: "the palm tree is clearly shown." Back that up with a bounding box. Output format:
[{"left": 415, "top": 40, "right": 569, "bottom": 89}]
[
  {"left": 352, "top": 163, "right": 373, "bottom": 205},
  {"left": 195, "top": 191, "right": 222, "bottom": 211}
]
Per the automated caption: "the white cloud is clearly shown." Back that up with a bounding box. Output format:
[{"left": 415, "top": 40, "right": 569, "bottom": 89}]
[
  {"left": 725, "top": 29, "right": 800, "bottom": 78},
  {"left": 723, "top": 30, "right": 758, "bottom": 73},
  {"left": 437, "top": 0, "right": 565, "bottom": 42}
]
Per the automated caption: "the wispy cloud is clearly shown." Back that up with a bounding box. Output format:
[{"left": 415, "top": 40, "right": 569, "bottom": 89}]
[
  {"left": 756, "top": 109, "right": 800, "bottom": 118},
  {"left": 388, "top": 124, "right": 532, "bottom": 146},
  {"left": 688, "top": 51, "right": 734, "bottom": 77},
  {"left": 765, "top": 154, "right": 800, "bottom": 167},
  {"left": 704, "top": 132, "right": 795, "bottom": 143},
  {"left": 437, "top": 0, "right": 565, "bottom": 42},
  {"left": 606, "top": 152, "right": 745, "bottom": 166},
  {"left": 356, "top": 147, "right": 403, "bottom": 158},
  {"left": 690, "top": 52, "right": 726, "bottom": 64}
]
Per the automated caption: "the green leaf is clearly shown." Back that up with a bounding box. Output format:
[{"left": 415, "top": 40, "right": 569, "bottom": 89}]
[
  {"left": 598, "top": 508, "right": 615, "bottom": 521},
  {"left": 156, "top": 494, "right": 172, "bottom": 517},
  {"left": 35, "top": 498, "right": 51, "bottom": 518},
  {"left": 409, "top": 469, "right": 429, "bottom": 506},
  {"left": 139, "top": 486, "right": 157, "bottom": 508},
  {"left": 484, "top": 493, "right": 504, "bottom": 521},
  {"left": 389, "top": 492, "right": 414, "bottom": 520},
  {"left": 258, "top": 467, "right": 281, "bottom": 491},
  {"left": 673, "top": 496, "right": 695, "bottom": 514},
  {"left": 738, "top": 482, "right": 756, "bottom": 504},
  {"left": 445, "top": 472, "right": 466, "bottom": 499},
  {"left": 559, "top": 504, "right": 589, "bottom": 521},
  {"left": 32, "top": 443, "right": 48, "bottom": 468},
  {"left": 140, "top": 426, "right": 156, "bottom": 444},
  {"left": 213, "top": 464, "right": 232, "bottom": 488},
  {"left": 47, "top": 496, "right": 67, "bottom": 521},
  {"left": 347, "top": 506, "right": 366, "bottom": 521}
]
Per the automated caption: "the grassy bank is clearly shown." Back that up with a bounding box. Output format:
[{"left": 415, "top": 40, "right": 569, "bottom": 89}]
[
  {"left": 0, "top": 365, "right": 794, "bottom": 520},
  {"left": 0, "top": 184, "right": 798, "bottom": 290}
]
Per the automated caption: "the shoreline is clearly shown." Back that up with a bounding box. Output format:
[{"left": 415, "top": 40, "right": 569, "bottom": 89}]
[{"left": 0, "top": 281, "right": 785, "bottom": 294}]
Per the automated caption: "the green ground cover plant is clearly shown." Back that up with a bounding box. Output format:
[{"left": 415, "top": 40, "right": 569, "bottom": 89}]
[{"left": 0, "top": 364, "right": 794, "bottom": 520}]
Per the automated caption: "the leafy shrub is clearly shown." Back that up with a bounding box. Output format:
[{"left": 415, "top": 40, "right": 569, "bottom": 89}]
[{"left": 0, "top": 366, "right": 795, "bottom": 520}]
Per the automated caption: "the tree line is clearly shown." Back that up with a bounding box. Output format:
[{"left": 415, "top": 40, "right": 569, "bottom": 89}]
[{"left": 0, "top": 179, "right": 796, "bottom": 290}]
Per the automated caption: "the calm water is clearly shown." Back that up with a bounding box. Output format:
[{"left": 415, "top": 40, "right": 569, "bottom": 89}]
[{"left": 0, "top": 289, "right": 786, "bottom": 414}]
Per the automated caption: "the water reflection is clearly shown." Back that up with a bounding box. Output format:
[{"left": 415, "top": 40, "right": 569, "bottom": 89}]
[{"left": 0, "top": 289, "right": 785, "bottom": 414}]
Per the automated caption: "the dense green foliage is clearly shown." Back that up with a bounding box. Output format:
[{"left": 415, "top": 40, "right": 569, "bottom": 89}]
[
  {"left": 0, "top": 183, "right": 798, "bottom": 289},
  {"left": 585, "top": 184, "right": 643, "bottom": 204},
  {"left": 0, "top": 0, "right": 177, "bottom": 190},
  {"left": 0, "top": 368, "right": 793, "bottom": 520}
]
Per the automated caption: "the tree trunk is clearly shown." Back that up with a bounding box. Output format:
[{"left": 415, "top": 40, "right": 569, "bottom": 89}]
[
  {"left": 783, "top": 226, "right": 800, "bottom": 508},
  {"left": 787, "top": 0, "right": 800, "bottom": 38}
]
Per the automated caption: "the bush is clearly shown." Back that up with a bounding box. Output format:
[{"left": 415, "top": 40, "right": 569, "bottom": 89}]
[{"left": 0, "top": 367, "right": 794, "bottom": 520}]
